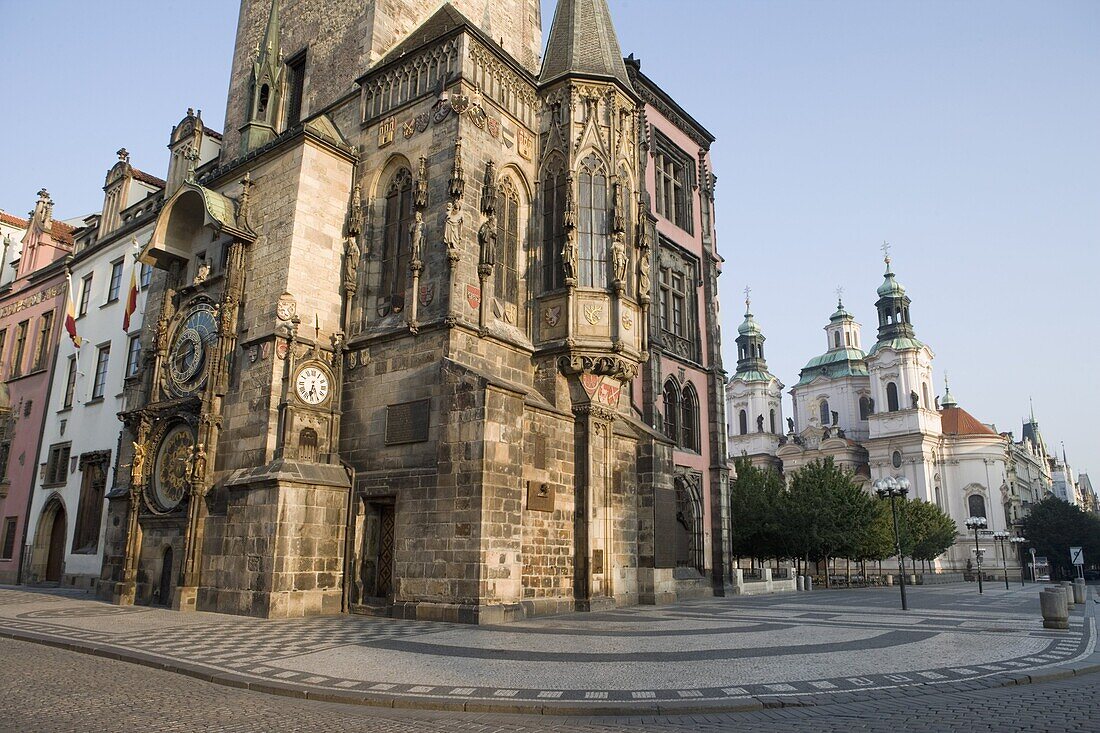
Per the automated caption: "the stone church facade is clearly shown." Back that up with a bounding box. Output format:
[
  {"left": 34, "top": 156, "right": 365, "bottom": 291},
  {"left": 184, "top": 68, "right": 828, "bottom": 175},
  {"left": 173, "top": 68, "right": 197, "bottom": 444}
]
[{"left": 97, "top": 0, "right": 730, "bottom": 622}]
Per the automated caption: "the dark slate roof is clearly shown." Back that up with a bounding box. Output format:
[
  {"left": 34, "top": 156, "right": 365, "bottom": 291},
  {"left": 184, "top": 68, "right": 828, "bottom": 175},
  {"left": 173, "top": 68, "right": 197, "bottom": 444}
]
[{"left": 539, "top": 0, "right": 633, "bottom": 90}]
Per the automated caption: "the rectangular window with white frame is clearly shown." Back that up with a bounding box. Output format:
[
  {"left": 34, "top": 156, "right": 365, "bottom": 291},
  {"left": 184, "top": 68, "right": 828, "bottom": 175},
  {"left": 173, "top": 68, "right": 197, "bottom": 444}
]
[
  {"left": 91, "top": 344, "right": 110, "bottom": 399},
  {"left": 78, "top": 274, "right": 93, "bottom": 317},
  {"left": 140, "top": 262, "right": 153, "bottom": 290},
  {"left": 62, "top": 356, "right": 77, "bottom": 409},
  {"left": 44, "top": 443, "right": 71, "bottom": 486},
  {"left": 125, "top": 334, "right": 142, "bottom": 379},
  {"left": 107, "top": 259, "right": 124, "bottom": 303},
  {"left": 653, "top": 132, "right": 695, "bottom": 234}
]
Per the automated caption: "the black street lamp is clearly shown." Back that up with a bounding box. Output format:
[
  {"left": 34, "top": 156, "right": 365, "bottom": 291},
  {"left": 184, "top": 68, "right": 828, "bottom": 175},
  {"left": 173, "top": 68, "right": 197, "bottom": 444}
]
[
  {"left": 993, "top": 531, "right": 1011, "bottom": 590},
  {"left": 1010, "top": 536, "right": 1026, "bottom": 587},
  {"left": 965, "top": 516, "right": 987, "bottom": 594},
  {"left": 873, "top": 475, "right": 911, "bottom": 611}
]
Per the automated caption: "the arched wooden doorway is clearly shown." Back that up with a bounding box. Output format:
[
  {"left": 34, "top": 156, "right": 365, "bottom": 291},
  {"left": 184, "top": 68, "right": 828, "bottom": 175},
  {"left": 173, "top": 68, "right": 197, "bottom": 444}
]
[
  {"left": 30, "top": 496, "right": 67, "bottom": 584},
  {"left": 45, "top": 509, "right": 66, "bottom": 583}
]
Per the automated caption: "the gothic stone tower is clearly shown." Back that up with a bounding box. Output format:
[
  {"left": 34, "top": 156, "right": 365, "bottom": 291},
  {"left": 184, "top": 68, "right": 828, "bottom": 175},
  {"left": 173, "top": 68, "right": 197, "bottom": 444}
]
[{"left": 103, "top": 0, "right": 727, "bottom": 621}]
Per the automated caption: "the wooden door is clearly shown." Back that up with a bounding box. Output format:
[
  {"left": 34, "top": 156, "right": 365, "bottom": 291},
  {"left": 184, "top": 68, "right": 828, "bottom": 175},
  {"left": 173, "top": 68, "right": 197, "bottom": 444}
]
[{"left": 45, "top": 510, "right": 65, "bottom": 582}]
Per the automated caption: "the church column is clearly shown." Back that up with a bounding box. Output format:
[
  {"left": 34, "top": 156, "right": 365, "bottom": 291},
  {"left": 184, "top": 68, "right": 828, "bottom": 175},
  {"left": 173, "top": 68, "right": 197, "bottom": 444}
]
[
  {"left": 572, "top": 401, "right": 616, "bottom": 611},
  {"left": 116, "top": 414, "right": 151, "bottom": 606},
  {"left": 477, "top": 161, "right": 497, "bottom": 334},
  {"left": 408, "top": 156, "right": 428, "bottom": 333},
  {"left": 445, "top": 138, "right": 465, "bottom": 327}
]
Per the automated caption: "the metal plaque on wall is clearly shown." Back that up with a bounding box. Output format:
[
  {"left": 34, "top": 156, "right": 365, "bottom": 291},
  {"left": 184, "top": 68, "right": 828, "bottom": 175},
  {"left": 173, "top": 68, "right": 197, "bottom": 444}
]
[
  {"left": 526, "top": 481, "right": 555, "bottom": 512},
  {"left": 385, "top": 399, "right": 430, "bottom": 445}
]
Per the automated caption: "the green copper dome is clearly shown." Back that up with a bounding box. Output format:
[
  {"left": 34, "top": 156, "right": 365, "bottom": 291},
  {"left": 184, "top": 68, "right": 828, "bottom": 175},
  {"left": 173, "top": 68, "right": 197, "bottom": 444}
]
[
  {"left": 877, "top": 259, "right": 906, "bottom": 297},
  {"left": 738, "top": 310, "right": 763, "bottom": 336}
]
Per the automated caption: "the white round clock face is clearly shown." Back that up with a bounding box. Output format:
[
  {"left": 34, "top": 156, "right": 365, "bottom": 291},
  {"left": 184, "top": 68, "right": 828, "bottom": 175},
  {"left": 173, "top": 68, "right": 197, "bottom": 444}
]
[{"left": 295, "top": 366, "right": 330, "bottom": 405}]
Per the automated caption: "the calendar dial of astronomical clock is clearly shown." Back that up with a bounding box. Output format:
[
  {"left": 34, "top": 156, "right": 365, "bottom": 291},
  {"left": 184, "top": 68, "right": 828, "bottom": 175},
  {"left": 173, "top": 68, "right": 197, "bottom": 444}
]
[
  {"left": 167, "top": 303, "right": 218, "bottom": 396},
  {"left": 151, "top": 424, "right": 195, "bottom": 512},
  {"left": 295, "top": 364, "right": 331, "bottom": 406}
]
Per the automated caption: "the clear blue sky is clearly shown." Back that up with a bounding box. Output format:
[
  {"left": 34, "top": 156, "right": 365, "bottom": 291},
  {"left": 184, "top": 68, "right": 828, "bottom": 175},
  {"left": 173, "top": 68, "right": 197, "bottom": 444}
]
[{"left": 2, "top": 1, "right": 1097, "bottom": 478}]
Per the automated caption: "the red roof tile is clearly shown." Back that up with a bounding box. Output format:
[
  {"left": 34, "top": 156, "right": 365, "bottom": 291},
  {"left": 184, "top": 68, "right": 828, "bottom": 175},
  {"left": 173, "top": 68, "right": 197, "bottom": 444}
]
[
  {"left": 132, "top": 168, "right": 167, "bottom": 188},
  {"left": 940, "top": 406, "right": 999, "bottom": 437},
  {"left": 0, "top": 210, "right": 29, "bottom": 229}
]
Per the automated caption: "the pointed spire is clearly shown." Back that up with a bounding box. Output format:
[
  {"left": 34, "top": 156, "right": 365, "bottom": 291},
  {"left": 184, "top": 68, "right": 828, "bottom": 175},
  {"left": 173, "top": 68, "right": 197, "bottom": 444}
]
[
  {"left": 257, "top": 0, "right": 281, "bottom": 77},
  {"left": 539, "top": 0, "right": 634, "bottom": 90},
  {"left": 941, "top": 373, "right": 957, "bottom": 409}
]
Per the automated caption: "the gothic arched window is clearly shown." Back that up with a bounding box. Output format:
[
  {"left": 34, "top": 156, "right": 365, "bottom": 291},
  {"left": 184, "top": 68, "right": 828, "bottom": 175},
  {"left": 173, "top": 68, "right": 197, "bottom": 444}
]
[
  {"left": 738, "top": 409, "right": 748, "bottom": 436},
  {"left": 859, "top": 395, "right": 873, "bottom": 420},
  {"left": 968, "top": 493, "right": 987, "bottom": 519},
  {"left": 922, "top": 382, "right": 930, "bottom": 409},
  {"left": 769, "top": 408, "right": 776, "bottom": 434},
  {"left": 681, "top": 383, "right": 699, "bottom": 452},
  {"left": 541, "top": 160, "right": 566, "bottom": 292},
  {"left": 886, "top": 382, "right": 900, "bottom": 412},
  {"left": 819, "top": 400, "right": 830, "bottom": 425},
  {"left": 833, "top": 332, "right": 841, "bottom": 348},
  {"left": 298, "top": 428, "right": 319, "bottom": 463},
  {"left": 577, "top": 154, "right": 608, "bottom": 288},
  {"left": 663, "top": 380, "right": 680, "bottom": 442},
  {"left": 380, "top": 168, "right": 414, "bottom": 311},
  {"left": 494, "top": 176, "right": 520, "bottom": 309}
]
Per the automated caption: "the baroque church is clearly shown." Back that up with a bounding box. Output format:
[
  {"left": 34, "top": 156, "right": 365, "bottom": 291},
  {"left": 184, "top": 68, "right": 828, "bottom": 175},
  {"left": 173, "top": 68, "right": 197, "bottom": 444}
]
[
  {"left": 96, "top": 0, "right": 731, "bottom": 621},
  {"left": 728, "top": 253, "right": 1034, "bottom": 574}
]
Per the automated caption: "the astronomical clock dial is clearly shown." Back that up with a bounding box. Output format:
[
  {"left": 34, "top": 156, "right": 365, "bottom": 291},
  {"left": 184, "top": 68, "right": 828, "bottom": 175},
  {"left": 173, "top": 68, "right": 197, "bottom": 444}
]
[
  {"left": 295, "top": 365, "right": 330, "bottom": 406},
  {"left": 167, "top": 303, "right": 218, "bottom": 396},
  {"left": 152, "top": 424, "right": 195, "bottom": 512}
]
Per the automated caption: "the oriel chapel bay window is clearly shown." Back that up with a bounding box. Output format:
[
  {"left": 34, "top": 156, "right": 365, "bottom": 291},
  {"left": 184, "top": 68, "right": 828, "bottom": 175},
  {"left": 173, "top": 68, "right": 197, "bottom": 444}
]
[{"left": 576, "top": 154, "right": 609, "bottom": 288}]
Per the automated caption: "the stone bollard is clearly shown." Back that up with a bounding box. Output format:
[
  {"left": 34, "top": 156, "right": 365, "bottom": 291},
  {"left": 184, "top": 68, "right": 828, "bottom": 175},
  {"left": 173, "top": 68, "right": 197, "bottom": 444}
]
[
  {"left": 797, "top": 576, "right": 804, "bottom": 591},
  {"left": 805, "top": 576, "right": 813, "bottom": 591},
  {"left": 1060, "top": 581, "right": 1076, "bottom": 609},
  {"left": 885, "top": 574, "right": 893, "bottom": 586},
  {"left": 1041, "top": 588, "right": 1069, "bottom": 630},
  {"left": 1073, "top": 578, "right": 1086, "bottom": 604}
]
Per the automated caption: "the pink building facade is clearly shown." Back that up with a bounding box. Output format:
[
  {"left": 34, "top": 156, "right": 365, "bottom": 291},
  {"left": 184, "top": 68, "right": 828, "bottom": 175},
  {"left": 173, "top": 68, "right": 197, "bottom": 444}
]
[
  {"left": 0, "top": 190, "right": 73, "bottom": 584},
  {"left": 628, "top": 60, "right": 732, "bottom": 589}
]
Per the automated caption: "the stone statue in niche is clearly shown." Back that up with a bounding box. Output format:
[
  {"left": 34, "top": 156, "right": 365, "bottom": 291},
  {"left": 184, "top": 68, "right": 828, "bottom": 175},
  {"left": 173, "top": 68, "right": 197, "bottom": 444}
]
[
  {"left": 478, "top": 213, "right": 497, "bottom": 268},
  {"left": 911, "top": 391, "right": 920, "bottom": 409},
  {"left": 561, "top": 233, "right": 577, "bottom": 283},
  {"left": 190, "top": 443, "right": 208, "bottom": 486},
  {"left": 756, "top": 414, "right": 764, "bottom": 433},
  {"left": 410, "top": 211, "right": 424, "bottom": 264},
  {"left": 831, "top": 411, "right": 839, "bottom": 426},
  {"left": 130, "top": 442, "right": 146, "bottom": 486},
  {"left": 443, "top": 201, "right": 464, "bottom": 253},
  {"left": 192, "top": 259, "right": 210, "bottom": 285},
  {"left": 786, "top": 417, "right": 795, "bottom": 433},
  {"left": 611, "top": 238, "right": 628, "bottom": 285},
  {"left": 343, "top": 236, "right": 360, "bottom": 292}
]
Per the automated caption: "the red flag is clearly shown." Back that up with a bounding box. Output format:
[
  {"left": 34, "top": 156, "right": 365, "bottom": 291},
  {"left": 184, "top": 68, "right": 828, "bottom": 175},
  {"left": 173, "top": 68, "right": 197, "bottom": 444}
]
[
  {"left": 122, "top": 259, "right": 139, "bottom": 331},
  {"left": 64, "top": 273, "right": 82, "bottom": 348}
]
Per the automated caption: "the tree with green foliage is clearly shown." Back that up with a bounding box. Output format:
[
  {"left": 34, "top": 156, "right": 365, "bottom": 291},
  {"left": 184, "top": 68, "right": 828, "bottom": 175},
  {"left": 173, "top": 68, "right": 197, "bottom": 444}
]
[
  {"left": 1022, "top": 497, "right": 1100, "bottom": 579},
  {"left": 905, "top": 499, "right": 957, "bottom": 572},
  {"left": 786, "top": 459, "right": 875, "bottom": 585},
  {"left": 855, "top": 500, "right": 897, "bottom": 568},
  {"left": 729, "top": 458, "right": 786, "bottom": 561}
]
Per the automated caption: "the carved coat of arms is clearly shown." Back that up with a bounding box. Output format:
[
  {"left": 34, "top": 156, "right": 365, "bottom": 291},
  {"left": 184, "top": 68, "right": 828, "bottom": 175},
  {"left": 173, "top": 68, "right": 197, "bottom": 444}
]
[
  {"left": 583, "top": 303, "right": 603, "bottom": 325},
  {"left": 419, "top": 282, "right": 435, "bottom": 307},
  {"left": 544, "top": 305, "right": 561, "bottom": 327},
  {"left": 466, "top": 284, "right": 481, "bottom": 309}
]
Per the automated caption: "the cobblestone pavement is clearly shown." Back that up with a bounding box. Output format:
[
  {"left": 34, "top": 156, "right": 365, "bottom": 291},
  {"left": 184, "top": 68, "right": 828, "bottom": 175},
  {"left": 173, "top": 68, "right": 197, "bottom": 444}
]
[
  {"left": 0, "top": 583, "right": 1095, "bottom": 715},
  {"left": 2, "top": 636, "right": 1099, "bottom": 732}
]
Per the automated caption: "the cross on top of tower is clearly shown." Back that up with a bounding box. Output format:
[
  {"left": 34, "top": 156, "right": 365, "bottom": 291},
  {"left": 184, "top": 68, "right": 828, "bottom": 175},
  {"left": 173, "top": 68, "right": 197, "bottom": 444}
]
[
  {"left": 835, "top": 285, "right": 844, "bottom": 307},
  {"left": 743, "top": 285, "right": 752, "bottom": 313},
  {"left": 881, "top": 240, "right": 892, "bottom": 265}
]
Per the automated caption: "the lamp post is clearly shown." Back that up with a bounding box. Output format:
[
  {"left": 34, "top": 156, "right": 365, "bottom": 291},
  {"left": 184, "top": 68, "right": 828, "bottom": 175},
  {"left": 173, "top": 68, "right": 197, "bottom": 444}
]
[
  {"left": 965, "top": 516, "right": 987, "bottom": 594},
  {"left": 873, "top": 475, "right": 911, "bottom": 611},
  {"left": 1010, "top": 536, "right": 1026, "bottom": 587},
  {"left": 993, "top": 531, "right": 1010, "bottom": 590}
]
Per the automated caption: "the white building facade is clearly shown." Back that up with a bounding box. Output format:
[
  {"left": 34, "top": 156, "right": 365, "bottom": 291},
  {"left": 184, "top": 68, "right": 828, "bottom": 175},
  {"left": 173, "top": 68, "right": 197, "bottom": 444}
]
[{"left": 23, "top": 151, "right": 165, "bottom": 587}]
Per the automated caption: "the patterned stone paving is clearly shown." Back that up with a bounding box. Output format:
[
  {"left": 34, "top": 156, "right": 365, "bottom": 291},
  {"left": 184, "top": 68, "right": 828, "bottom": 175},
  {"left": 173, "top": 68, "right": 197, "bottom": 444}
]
[{"left": 0, "top": 583, "right": 1094, "bottom": 712}]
